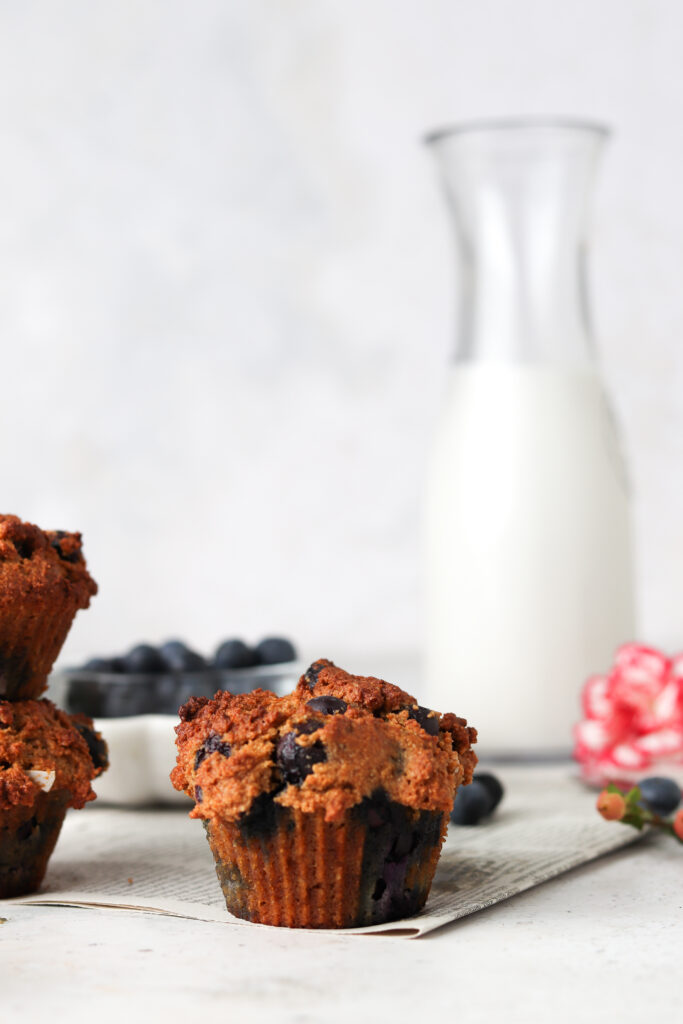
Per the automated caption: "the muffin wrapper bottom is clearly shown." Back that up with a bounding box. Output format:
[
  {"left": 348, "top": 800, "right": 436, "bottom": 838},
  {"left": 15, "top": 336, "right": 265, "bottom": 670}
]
[
  {"left": 0, "top": 601, "right": 82, "bottom": 701},
  {"left": 0, "top": 790, "right": 69, "bottom": 898},
  {"left": 204, "top": 799, "right": 448, "bottom": 929}
]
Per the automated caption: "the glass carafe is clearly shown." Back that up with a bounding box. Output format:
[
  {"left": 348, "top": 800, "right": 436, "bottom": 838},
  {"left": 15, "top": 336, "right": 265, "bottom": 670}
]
[{"left": 423, "top": 119, "right": 635, "bottom": 755}]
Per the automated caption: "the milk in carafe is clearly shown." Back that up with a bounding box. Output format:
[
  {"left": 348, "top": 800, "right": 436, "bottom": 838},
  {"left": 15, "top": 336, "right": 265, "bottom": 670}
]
[{"left": 424, "top": 362, "right": 633, "bottom": 753}]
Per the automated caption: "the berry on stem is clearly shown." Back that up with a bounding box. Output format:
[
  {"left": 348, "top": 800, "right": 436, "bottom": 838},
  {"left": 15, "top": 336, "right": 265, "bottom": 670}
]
[
  {"left": 597, "top": 790, "right": 626, "bottom": 821},
  {"left": 596, "top": 777, "right": 683, "bottom": 844},
  {"left": 674, "top": 809, "right": 683, "bottom": 842}
]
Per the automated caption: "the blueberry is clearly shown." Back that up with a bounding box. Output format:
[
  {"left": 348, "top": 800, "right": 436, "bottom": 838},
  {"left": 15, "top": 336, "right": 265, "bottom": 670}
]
[
  {"left": 16, "top": 816, "right": 38, "bottom": 841},
  {"left": 295, "top": 719, "right": 323, "bottom": 735},
  {"left": 276, "top": 730, "right": 326, "bottom": 785},
  {"left": 363, "top": 789, "right": 393, "bottom": 828},
  {"left": 122, "top": 644, "right": 166, "bottom": 673},
  {"left": 254, "top": 637, "right": 297, "bottom": 665},
  {"left": 214, "top": 639, "right": 258, "bottom": 670},
  {"left": 474, "top": 772, "right": 504, "bottom": 813},
  {"left": 194, "top": 732, "right": 232, "bottom": 770},
  {"left": 302, "top": 660, "right": 330, "bottom": 691},
  {"left": 14, "top": 538, "right": 35, "bottom": 559},
  {"left": 159, "top": 640, "right": 206, "bottom": 672},
  {"left": 388, "top": 827, "right": 419, "bottom": 861},
  {"left": 73, "top": 721, "right": 108, "bottom": 771},
  {"left": 305, "top": 696, "right": 347, "bottom": 715},
  {"left": 449, "top": 780, "right": 494, "bottom": 825},
  {"left": 408, "top": 705, "right": 440, "bottom": 736},
  {"left": 50, "top": 531, "right": 81, "bottom": 564},
  {"left": 638, "top": 776, "right": 682, "bottom": 817},
  {"left": 238, "top": 791, "right": 286, "bottom": 840},
  {"left": 372, "top": 878, "right": 387, "bottom": 900},
  {"left": 159, "top": 640, "right": 186, "bottom": 659}
]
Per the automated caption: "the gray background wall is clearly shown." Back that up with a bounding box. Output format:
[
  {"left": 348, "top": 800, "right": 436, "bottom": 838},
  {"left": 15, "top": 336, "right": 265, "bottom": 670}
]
[{"left": 0, "top": 1, "right": 680, "bottom": 671}]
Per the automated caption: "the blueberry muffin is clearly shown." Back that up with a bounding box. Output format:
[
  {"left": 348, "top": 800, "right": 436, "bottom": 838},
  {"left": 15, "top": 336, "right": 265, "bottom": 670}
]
[
  {"left": 0, "top": 698, "right": 108, "bottom": 897},
  {"left": 172, "top": 659, "right": 477, "bottom": 928},
  {"left": 0, "top": 515, "right": 98, "bottom": 700}
]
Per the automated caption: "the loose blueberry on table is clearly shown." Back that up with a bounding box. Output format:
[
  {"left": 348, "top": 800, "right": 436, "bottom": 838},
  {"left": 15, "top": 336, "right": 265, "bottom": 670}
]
[
  {"left": 450, "top": 772, "right": 504, "bottom": 826},
  {"left": 637, "top": 776, "right": 682, "bottom": 817}
]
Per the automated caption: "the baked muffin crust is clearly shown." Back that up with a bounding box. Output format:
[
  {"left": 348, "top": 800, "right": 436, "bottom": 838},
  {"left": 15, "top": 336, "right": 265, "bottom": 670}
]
[
  {"left": 0, "top": 515, "right": 96, "bottom": 604},
  {"left": 0, "top": 698, "right": 107, "bottom": 811},
  {"left": 172, "top": 658, "right": 477, "bottom": 824},
  {"left": 0, "top": 515, "right": 98, "bottom": 699}
]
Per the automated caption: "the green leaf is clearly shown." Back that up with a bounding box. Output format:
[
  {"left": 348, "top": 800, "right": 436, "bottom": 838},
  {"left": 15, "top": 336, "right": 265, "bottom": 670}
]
[
  {"left": 625, "top": 786, "right": 642, "bottom": 807},
  {"left": 605, "top": 783, "right": 623, "bottom": 795}
]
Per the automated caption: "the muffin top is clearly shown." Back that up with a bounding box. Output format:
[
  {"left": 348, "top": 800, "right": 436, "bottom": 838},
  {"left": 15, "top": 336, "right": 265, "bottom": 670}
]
[
  {"left": 0, "top": 514, "right": 97, "bottom": 610},
  {"left": 172, "top": 659, "right": 477, "bottom": 824},
  {"left": 0, "top": 699, "right": 108, "bottom": 811}
]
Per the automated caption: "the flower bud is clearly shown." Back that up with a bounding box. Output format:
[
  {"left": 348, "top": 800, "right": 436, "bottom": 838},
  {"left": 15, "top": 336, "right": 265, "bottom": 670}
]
[{"left": 597, "top": 790, "right": 626, "bottom": 821}]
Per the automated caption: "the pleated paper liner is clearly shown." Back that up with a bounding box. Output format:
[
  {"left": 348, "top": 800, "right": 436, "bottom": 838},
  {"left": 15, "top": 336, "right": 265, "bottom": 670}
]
[
  {"left": 204, "top": 795, "right": 448, "bottom": 929},
  {"left": 0, "top": 600, "right": 85, "bottom": 701},
  {"left": 0, "top": 790, "right": 70, "bottom": 898}
]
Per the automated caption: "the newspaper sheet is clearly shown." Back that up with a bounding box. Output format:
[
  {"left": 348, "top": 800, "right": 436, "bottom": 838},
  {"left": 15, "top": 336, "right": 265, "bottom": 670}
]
[{"left": 11, "top": 766, "right": 640, "bottom": 937}]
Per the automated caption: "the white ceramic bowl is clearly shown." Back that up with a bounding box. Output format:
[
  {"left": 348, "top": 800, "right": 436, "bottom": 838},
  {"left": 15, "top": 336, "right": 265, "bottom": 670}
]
[{"left": 91, "top": 714, "right": 188, "bottom": 806}]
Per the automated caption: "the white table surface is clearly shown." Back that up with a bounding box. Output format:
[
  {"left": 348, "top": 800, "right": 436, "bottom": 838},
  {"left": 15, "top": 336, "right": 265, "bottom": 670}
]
[{"left": 2, "top": 767, "right": 681, "bottom": 1024}]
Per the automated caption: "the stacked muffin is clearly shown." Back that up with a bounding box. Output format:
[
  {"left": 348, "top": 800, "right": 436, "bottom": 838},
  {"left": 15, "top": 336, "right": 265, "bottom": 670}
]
[
  {"left": 0, "top": 515, "right": 107, "bottom": 897},
  {"left": 172, "top": 658, "right": 477, "bottom": 928}
]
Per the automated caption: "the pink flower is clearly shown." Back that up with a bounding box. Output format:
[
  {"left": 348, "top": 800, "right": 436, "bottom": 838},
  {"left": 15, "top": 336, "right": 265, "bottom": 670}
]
[{"left": 574, "top": 644, "right": 683, "bottom": 787}]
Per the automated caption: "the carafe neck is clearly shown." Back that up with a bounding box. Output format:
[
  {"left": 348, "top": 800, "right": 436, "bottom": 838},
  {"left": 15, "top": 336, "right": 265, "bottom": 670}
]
[{"left": 428, "top": 119, "right": 608, "bottom": 368}]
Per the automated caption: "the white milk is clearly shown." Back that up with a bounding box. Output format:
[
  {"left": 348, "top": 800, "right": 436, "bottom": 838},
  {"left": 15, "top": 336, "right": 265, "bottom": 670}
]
[{"left": 423, "top": 363, "right": 635, "bottom": 754}]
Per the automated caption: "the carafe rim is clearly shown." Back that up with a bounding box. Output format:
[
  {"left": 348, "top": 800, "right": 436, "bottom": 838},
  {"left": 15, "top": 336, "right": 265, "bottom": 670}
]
[{"left": 424, "top": 116, "right": 610, "bottom": 146}]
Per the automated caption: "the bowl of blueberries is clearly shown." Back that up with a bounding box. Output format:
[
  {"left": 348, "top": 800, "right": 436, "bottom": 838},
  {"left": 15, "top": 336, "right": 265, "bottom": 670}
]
[
  {"left": 53, "top": 636, "right": 300, "bottom": 719},
  {"left": 49, "top": 636, "right": 300, "bottom": 806}
]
